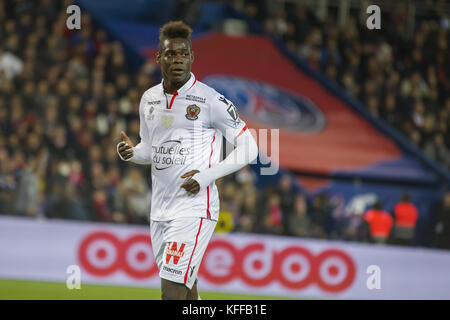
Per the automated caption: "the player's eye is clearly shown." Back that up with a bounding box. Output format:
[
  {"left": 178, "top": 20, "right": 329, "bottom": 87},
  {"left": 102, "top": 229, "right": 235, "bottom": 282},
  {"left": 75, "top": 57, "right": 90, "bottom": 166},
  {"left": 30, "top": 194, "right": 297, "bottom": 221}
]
[{"left": 165, "top": 51, "right": 189, "bottom": 59}]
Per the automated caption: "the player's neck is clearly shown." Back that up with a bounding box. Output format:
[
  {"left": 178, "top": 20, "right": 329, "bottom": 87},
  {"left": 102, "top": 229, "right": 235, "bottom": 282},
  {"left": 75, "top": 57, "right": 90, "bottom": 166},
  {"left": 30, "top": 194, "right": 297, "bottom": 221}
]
[{"left": 163, "top": 75, "right": 191, "bottom": 94}]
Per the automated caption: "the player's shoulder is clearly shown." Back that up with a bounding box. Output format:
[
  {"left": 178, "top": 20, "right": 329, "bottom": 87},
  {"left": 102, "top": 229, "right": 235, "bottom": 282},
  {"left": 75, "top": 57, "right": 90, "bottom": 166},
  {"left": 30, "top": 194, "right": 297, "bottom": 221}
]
[
  {"left": 141, "top": 83, "right": 163, "bottom": 101},
  {"left": 192, "top": 80, "right": 228, "bottom": 106}
]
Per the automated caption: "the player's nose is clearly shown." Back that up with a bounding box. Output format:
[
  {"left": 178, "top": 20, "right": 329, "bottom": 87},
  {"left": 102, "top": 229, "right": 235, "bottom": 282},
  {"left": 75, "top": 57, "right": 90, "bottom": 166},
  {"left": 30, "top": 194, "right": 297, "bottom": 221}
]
[
  {"left": 173, "top": 53, "right": 184, "bottom": 63},
  {"left": 173, "top": 57, "right": 183, "bottom": 64}
]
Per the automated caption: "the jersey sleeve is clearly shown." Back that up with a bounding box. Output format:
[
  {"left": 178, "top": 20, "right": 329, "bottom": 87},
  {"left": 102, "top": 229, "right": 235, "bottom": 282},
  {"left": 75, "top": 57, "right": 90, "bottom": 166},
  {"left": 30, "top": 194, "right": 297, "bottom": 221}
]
[
  {"left": 128, "top": 93, "right": 152, "bottom": 165},
  {"left": 210, "top": 93, "right": 248, "bottom": 145},
  {"left": 138, "top": 95, "right": 151, "bottom": 145}
]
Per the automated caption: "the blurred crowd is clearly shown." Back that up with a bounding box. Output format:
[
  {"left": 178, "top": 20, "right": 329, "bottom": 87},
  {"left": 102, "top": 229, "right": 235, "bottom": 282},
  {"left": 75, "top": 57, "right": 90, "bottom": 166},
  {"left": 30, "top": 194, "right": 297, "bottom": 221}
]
[
  {"left": 0, "top": 0, "right": 449, "bottom": 250},
  {"left": 0, "top": 0, "right": 158, "bottom": 224},
  {"left": 243, "top": 0, "right": 450, "bottom": 170},
  {"left": 216, "top": 168, "right": 450, "bottom": 250}
]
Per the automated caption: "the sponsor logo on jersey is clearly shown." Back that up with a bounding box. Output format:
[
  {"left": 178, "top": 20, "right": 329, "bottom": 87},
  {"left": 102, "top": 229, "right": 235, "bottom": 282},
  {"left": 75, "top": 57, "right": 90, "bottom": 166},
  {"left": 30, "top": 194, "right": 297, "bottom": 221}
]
[
  {"left": 185, "top": 104, "right": 200, "bottom": 120},
  {"left": 163, "top": 265, "right": 183, "bottom": 275},
  {"left": 147, "top": 100, "right": 161, "bottom": 105},
  {"left": 165, "top": 242, "right": 186, "bottom": 265},
  {"left": 186, "top": 94, "right": 206, "bottom": 104},
  {"left": 152, "top": 140, "right": 191, "bottom": 170}
]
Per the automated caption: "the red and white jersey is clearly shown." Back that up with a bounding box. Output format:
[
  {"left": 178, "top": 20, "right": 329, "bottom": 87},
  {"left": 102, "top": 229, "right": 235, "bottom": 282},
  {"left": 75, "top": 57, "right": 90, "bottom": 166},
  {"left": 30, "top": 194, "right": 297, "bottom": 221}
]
[{"left": 139, "top": 73, "right": 247, "bottom": 221}]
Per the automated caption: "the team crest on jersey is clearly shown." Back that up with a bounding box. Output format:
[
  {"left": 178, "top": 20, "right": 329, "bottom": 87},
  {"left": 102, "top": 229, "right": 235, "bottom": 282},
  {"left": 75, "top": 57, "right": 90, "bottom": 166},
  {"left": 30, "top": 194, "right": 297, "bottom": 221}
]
[{"left": 185, "top": 104, "right": 200, "bottom": 120}]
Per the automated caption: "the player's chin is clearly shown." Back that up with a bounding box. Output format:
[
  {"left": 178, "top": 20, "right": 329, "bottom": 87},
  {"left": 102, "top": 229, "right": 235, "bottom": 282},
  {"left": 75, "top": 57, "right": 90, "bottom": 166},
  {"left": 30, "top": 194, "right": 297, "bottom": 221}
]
[{"left": 170, "top": 73, "right": 188, "bottom": 83}]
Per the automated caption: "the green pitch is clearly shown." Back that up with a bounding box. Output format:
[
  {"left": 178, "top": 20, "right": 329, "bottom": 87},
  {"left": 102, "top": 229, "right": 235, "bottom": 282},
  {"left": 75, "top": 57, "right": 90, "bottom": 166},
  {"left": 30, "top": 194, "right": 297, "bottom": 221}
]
[{"left": 0, "top": 279, "right": 297, "bottom": 300}]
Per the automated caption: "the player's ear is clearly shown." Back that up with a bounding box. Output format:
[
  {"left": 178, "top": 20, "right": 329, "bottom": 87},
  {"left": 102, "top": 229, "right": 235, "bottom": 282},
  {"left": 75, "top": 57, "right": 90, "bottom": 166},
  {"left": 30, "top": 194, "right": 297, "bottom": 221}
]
[
  {"left": 190, "top": 50, "right": 194, "bottom": 63},
  {"left": 156, "top": 50, "right": 161, "bottom": 64}
]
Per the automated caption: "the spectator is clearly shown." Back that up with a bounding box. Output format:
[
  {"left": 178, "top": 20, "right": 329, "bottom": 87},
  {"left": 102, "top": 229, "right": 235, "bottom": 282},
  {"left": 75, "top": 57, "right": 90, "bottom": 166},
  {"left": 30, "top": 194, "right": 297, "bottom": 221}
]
[
  {"left": 121, "top": 167, "right": 151, "bottom": 224},
  {"left": 289, "top": 194, "right": 313, "bottom": 238},
  {"left": 364, "top": 201, "right": 394, "bottom": 244},
  {"left": 236, "top": 179, "right": 259, "bottom": 233},
  {"left": 220, "top": 179, "right": 242, "bottom": 219},
  {"left": 310, "top": 193, "right": 333, "bottom": 239},
  {"left": 424, "top": 133, "right": 450, "bottom": 169},
  {"left": 237, "top": 195, "right": 257, "bottom": 233},
  {"left": 255, "top": 191, "right": 283, "bottom": 235},
  {"left": 392, "top": 193, "right": 419, "bottom": 246},
  {"left": 0, "top": 45, "right": 24, "bottom": 81},
  {"left": 0, "top": 147, "right": 17, "bottom": 215},
  {"left": 91, "top": 188, "right": 125, "bottom": 223},
  {"left": 275, "top": 174, "right": 296, "bottom": 236},
  {"left": 431, "top": 190, "right": 450, "bottom": 250},
  {"left": 215, "top": 210, "right": 235, "bottom": 234}
]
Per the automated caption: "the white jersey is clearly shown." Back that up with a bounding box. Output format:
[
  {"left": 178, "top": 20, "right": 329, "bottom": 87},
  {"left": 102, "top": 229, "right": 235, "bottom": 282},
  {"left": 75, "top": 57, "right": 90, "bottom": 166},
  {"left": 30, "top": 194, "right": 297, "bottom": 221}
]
[{"left": 138, "top": 73, "right": 247, "bottom": 221}]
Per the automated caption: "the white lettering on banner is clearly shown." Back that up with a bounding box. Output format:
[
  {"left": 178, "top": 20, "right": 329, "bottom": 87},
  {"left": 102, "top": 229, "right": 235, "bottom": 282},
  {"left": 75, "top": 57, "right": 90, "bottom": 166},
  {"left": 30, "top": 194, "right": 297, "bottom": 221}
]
[
  {"left": 66, "top": 265, "right": 81, "bottom": 289},
  {"left": 366, "top": 265, "right": 381, "bottom": 290}
]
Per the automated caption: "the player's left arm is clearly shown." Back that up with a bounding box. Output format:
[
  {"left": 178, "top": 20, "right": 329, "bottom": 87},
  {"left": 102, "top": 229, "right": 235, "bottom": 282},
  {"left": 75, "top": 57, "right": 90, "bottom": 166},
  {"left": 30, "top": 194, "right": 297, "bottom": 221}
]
[{"left": 180, "top": 94, "right": 258, "bottom": 194}]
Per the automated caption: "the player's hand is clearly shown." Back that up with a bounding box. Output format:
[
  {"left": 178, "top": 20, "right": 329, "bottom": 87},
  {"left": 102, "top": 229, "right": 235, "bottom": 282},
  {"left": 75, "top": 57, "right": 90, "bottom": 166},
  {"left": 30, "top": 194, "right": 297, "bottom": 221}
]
[
  {"left": 180, "top": 170, "right": 200, "bottom": 195},
  {"left": 118, "top": 131, "right": 134, "bottom": 160}
]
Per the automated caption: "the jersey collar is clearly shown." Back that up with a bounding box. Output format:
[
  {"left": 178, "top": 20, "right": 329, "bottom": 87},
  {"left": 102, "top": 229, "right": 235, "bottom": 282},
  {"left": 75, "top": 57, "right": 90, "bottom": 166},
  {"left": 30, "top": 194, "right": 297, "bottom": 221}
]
[{"left": 161, "top": 72, "right": 197, "bottom": 95}]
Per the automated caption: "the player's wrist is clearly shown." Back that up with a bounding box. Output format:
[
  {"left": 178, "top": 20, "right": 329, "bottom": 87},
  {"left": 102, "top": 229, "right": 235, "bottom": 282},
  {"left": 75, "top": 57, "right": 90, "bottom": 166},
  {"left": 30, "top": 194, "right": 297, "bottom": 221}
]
[{"left": 193, "top": 170, "right": 212, "bottom": 191}]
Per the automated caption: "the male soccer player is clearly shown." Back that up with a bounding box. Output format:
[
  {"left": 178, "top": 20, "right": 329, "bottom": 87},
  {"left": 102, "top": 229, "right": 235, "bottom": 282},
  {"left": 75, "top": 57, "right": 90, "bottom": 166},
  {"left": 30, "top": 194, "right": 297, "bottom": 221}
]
[{"left": 117, "top": 21, "right": 258, "bottom": 300}]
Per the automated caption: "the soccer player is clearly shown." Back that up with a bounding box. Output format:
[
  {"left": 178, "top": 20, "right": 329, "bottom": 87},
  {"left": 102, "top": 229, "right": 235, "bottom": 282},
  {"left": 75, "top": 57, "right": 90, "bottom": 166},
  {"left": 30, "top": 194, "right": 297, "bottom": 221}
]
[{"left": 117, "top": 21, "right": 258, "bottom": 300}]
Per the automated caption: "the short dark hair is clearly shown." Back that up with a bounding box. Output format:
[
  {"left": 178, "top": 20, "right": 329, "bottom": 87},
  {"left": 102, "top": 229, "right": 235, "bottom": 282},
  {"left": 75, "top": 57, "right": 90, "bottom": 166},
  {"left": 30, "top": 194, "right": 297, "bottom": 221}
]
[{"left": 159, "top": 21, "right": 192, "bottom": 51}]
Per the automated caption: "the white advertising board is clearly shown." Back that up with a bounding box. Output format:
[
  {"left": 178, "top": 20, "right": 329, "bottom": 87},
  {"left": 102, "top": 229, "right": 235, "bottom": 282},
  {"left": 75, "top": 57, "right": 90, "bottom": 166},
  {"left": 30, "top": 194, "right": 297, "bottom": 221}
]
[{"left": 1, "top": 216, "right": 449, "bottom": 299}]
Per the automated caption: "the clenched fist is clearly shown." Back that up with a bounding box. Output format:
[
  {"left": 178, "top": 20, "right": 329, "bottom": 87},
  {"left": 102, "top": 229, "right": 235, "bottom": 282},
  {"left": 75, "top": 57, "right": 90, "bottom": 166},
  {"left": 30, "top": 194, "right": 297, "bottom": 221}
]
[
  {"left": 180, "top": 170, "right": 200, "bottom": 195},
  {"left": 117, "top": 131, "right": 134, "bottom": 160}
]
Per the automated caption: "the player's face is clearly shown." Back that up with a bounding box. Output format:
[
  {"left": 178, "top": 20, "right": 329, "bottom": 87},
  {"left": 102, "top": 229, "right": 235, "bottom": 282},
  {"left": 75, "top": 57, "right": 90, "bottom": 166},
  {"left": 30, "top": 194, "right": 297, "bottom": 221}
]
[{"left": 157, "top": 38, "right": 193, "bottom": 85}]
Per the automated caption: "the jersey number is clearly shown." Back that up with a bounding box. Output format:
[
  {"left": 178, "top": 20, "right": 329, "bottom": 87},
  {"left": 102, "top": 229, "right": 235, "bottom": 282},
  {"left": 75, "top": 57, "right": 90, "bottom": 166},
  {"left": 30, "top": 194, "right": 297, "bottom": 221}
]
[{"left": 227, "top": 104, "right": 238, "bottom": 120}]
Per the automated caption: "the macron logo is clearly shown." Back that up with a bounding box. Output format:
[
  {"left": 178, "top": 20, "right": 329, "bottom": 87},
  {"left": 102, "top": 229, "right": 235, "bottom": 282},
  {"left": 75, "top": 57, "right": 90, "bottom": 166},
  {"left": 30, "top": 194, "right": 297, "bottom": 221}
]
[{"left": 165, "top": 242, "right": 186, "bottom": 265}]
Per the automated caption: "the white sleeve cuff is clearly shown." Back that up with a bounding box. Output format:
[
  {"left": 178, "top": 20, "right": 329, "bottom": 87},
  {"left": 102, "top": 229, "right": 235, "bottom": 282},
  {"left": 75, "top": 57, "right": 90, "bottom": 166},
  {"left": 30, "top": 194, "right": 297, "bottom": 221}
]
[
  {"left": 194, "top": 169, "right": 213, "bottom": 191},
  {"left": 193, "top": 129, "right": 258, "bottom": 191},
  {"left": 130, "top": 141, "right": 152, "bottom": 165}
]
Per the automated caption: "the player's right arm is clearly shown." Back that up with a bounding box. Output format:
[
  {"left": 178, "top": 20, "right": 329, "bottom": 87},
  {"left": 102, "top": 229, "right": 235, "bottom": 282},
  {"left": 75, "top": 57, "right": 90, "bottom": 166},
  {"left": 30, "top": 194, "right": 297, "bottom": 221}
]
[
  {"left": 180, "top": 92, "right": 258, "bottom": 194},
  {"left": 117, "top": 94, "right": 152, "bottom": 165}
]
